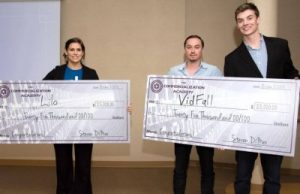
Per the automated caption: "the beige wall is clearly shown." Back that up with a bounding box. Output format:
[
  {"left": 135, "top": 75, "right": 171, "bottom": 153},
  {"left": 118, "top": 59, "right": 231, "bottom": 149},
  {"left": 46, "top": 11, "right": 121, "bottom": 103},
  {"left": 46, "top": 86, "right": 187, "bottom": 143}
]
[
  {"left": 1, "top": 0, "right": 300, "bottom": 170},
  {"left": 185, "top": 0, "right": 244, "bottom": 71},
  {"left": 277, "top": 0, "right": 300, "bottom": 69}
]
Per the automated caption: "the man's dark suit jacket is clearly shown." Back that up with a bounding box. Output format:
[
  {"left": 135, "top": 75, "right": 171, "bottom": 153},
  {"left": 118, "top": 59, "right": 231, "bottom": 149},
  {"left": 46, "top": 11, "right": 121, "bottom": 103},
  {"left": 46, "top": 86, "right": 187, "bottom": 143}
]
[
  {"left": 224, "top": 36, "right": 299, "bottom": 79},
  {"left": 43, "top": 64, "right": 99, "bottom": 80}
]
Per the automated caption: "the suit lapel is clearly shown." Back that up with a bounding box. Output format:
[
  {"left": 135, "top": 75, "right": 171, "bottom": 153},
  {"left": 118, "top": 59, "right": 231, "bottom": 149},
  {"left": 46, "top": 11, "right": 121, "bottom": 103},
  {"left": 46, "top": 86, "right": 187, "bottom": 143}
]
[
  {"left": 238, "top": 43, "right": 263, "bottom": 77},
  {"left": 264, "top": 37, "right": 275, "bottom": 78}
]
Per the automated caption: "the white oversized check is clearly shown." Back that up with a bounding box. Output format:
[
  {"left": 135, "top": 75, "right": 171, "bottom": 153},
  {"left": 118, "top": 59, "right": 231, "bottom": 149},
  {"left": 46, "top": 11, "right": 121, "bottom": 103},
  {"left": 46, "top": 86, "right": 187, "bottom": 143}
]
[
  {"left": 0, "top": 80, "right": 130, "bottom": 143},
  {"left": 143, "top": 75, "right": 299, "bottom": 156}
]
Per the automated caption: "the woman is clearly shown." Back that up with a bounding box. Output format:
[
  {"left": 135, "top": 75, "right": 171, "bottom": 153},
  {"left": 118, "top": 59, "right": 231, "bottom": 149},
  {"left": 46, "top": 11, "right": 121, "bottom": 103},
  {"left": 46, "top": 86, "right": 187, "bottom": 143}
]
[{"left": 44, "top": 37, "right": 98, "bottom": 194}]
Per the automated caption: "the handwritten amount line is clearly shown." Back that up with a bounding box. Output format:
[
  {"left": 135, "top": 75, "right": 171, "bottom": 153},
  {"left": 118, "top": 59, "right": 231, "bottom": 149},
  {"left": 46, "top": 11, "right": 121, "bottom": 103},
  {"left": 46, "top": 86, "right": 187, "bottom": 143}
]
[
  {"left": 151, "top": 113, "right": 273, "bottom": 126},
  {"left": 5, "top": 118, "right": 124, "bottom": 121}
]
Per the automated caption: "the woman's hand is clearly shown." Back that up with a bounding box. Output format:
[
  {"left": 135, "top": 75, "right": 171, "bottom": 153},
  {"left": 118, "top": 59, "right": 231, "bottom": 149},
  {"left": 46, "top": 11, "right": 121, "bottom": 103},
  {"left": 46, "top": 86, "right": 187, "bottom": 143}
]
[{"left": 127, "top": 103, "right": 132, "bottom": 114}]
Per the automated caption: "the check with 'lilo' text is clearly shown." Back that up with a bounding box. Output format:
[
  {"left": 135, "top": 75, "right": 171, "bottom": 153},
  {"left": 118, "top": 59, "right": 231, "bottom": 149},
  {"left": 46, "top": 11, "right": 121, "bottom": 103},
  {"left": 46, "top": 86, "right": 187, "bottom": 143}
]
[{"left": 0, "top": 80, "right": 130, "bottom": 144}]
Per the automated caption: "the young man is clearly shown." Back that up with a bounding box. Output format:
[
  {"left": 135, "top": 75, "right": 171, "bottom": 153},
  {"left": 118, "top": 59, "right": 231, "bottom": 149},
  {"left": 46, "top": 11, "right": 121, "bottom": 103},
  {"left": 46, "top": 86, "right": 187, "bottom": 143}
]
[
  {"left": 168, "top": 35, "right": 222, "bottom": 194},
  {"left": 224, "top": 3, "right": 299, "bottom": 194}
]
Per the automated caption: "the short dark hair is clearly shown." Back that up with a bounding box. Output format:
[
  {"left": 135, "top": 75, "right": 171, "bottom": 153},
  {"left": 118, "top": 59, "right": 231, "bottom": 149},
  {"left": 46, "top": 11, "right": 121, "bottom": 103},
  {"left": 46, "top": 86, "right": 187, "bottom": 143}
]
[
  {"left": 235, "top": 3, "right": 260, "bottom": 21},
  {"left": 184, "top": 35, "right": 204, "bottom": 48},
  {"left": 63, "top": 37, "right": 86, "bottom": 62}
]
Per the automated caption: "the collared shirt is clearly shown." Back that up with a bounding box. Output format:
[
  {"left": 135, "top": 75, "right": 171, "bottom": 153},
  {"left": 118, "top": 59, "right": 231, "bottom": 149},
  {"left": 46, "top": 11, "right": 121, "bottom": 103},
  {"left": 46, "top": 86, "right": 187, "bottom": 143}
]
[
  {"left": 245, "top": 36, "right": 268, "bottom": 78},
  {"left": 168, "top": 62, "right": 222, "bottom": 77}
]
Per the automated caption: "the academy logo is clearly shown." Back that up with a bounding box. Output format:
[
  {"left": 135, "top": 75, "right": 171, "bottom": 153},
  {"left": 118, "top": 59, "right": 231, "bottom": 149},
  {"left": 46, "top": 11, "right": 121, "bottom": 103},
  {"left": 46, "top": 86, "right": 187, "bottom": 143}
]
[
  {"left": 150, "top": 79, "right": 163, "bottom": 93},
  {"left": 0, "top": 85, "right": 10, "bottom": 98}
]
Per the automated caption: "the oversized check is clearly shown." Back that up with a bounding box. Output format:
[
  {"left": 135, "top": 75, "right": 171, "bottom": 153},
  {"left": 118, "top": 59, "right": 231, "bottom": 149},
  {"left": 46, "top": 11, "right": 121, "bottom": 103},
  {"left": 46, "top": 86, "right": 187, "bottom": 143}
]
[
  {"left": 143, "top": 75, "right": 299, "bottom": 156},
  {"left": 0, "top": 80, "right": 130, "bottom": 143}
]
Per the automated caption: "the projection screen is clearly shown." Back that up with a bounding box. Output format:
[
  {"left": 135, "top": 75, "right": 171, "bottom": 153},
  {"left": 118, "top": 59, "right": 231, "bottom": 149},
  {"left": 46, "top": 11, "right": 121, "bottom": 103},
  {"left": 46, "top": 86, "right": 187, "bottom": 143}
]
[{"left": 0, "top": 0, "right": 60, "bottom": 81}]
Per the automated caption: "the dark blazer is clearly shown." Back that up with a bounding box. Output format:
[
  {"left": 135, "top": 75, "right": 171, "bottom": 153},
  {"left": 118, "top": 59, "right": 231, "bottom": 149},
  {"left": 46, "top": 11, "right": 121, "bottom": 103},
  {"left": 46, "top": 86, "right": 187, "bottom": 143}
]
[
  {"left": 224, "top": 36, "right": 299, "bottom": 79},
  {"left": 43, "top": 64, "right": 99, "bottom": 80}
]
